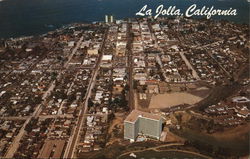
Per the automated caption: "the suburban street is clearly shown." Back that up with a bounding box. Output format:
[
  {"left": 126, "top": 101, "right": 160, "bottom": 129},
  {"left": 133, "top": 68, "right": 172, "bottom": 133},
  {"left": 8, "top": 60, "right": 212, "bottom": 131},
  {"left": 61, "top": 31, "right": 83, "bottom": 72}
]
[
  {"left": 4, "top": 36, "right": 84, "bottom": 158},
  {"left": 127, "top": 23, "right": 135, "bottom": 111},
  {"left": 65, "top": 30, "right": 108, "bottom": 158}
]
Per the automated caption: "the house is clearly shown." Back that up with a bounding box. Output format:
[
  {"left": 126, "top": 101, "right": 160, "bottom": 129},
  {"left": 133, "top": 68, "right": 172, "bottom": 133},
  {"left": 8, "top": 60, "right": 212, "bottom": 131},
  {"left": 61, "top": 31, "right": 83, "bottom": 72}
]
[
  {"left": 87, "top": 49, "right": 98, "bottom": 55},
  {"left": 237, "top": 109, "right": 250, "bottom": 118},
  {"left": 147, "top": 84, "right": 159, "bottom": 94}
]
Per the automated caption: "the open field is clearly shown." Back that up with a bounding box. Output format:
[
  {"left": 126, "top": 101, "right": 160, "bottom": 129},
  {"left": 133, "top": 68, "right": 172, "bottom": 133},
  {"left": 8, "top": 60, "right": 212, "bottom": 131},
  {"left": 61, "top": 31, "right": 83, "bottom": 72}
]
[{"left": 149, "top": 92, "right": 203, "bottom": 109}]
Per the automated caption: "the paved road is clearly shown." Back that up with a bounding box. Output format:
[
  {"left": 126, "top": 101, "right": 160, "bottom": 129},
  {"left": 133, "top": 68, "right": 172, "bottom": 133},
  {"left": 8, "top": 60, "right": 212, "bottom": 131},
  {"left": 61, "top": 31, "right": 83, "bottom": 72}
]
[
  {"left": 64, "top": 37, "right": 84, "bottom": 68},
  {"left": 179, "top": 52, "right": 200, "bottom": 80},
  {"left": 117, "top": 143, "right": 184, "bottom": 159},
  {"left": 207, "top": 52, "right": 231, "bottom": 78},
  {"left": 4, "top": 37, "right": 84, "bottom": 158},
  {"left": 39, "top": 114, "right": 74, "bottom": 119},
  {"left": 4, "top": 116, "right": 32, "bottom": 158},
  {"left": 4, "top": 78, "right": 56, "bottom": 158},
  {"left": 118, "top": 142, "right": 212, "bottom": 159},
  {"left": 0, "top": 117, "right": 29, "bottom": 120},
  {"left": 127, "top": 23, "right": 135, "bottom": 111},
  {"left": 65, "top": 30, "right": 108, "bottom": 158}
]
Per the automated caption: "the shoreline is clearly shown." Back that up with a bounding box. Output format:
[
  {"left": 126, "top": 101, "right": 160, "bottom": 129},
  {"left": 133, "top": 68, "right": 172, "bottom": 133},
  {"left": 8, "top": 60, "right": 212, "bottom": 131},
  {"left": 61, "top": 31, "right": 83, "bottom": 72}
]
[{"left": 1, "top": 16, "right": 249, "bottom": 40}]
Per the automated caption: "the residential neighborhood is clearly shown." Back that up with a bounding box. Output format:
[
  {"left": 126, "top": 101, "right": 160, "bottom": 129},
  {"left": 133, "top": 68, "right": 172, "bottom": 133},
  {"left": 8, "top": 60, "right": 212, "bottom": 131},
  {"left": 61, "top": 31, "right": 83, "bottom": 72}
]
[{"left": 0, "top": 17, "right": 249, "bottom": 159}]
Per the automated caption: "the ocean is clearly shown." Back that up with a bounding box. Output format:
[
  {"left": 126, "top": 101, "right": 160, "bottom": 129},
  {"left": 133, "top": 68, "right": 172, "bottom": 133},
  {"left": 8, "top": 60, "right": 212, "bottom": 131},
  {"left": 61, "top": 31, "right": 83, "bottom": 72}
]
[{"left": 0, "top": 0, "right": 249, "bottom": 38}]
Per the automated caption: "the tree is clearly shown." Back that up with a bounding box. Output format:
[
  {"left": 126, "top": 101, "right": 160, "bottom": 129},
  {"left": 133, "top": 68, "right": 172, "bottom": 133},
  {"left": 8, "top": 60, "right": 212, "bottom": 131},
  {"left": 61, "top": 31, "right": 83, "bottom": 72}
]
[
  {"left": 133, "top": 80, "right": 138, "bottom": 89},
  {"left": 207, "top": 119, "right": 215, "bottom": 133},
  {"left": 108, "top": 112, "right": 115, "bottom": 121},
  {"left": 88, "top": 98, "right": 94, "bottom": 107},
  {"left": 124, "top": 84, "right": 129, "bottom": 91},
  {"left": 68, "top": 94, "right": 76, "bottom": 103},
  {"left": 51, "top": 72, "right": 57, "bottom": 80}
]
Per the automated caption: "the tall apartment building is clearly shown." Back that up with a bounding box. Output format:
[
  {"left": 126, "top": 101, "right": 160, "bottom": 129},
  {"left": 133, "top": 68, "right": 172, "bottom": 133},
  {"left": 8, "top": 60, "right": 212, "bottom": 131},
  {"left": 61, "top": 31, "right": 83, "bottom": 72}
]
[
  {"left": 105, "top": 15, "right": 115, "bottom": 23},
  {"left": 124, "top": 110, "right": 163, "bottom": 142}
]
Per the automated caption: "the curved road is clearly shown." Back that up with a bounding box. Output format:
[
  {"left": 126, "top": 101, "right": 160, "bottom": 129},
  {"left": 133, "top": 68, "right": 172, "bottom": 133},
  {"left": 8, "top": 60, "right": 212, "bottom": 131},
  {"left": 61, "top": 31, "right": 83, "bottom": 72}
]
[{"left": 117, "top": 143, "right": 212, "bottom": 159}]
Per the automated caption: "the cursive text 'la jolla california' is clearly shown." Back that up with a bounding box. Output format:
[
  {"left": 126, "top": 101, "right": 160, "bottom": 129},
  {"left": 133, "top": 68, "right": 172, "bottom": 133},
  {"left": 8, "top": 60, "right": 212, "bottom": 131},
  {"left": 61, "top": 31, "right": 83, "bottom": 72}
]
[{"left": 136, "top": 4, "right": 237, "bottom": 19}]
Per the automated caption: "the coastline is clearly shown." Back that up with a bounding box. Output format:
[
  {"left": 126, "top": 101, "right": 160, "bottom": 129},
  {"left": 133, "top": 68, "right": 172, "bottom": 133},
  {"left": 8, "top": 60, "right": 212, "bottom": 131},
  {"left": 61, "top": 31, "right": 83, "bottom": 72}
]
[
  {"left": 2, "top": 16, "right": 248, "bottom": 41},
  {"left": 0, "top": 0, "right": 249, "bottom": 39}
]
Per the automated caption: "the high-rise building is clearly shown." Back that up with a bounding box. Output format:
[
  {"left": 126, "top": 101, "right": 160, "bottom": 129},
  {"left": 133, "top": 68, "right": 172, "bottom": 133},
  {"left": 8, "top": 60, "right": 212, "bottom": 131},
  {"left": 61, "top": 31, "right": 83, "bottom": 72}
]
[
  {"left": 110, "top": 15, "right": 114, "bottom": 23},
  {"left": 104, "top": 15, "right": 115, "bottom": 23},
  {"left": 105, "top": 15, "right": 109, "bottom": 23},
  {"left": 124, "top": 110, "right": 163, "bottom": 142}
]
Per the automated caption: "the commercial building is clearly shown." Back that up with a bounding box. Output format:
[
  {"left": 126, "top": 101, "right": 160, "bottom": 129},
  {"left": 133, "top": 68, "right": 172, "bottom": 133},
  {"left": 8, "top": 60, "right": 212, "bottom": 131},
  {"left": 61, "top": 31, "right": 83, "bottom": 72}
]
[{"left": 124, "top": 110, "right": 163, "bottom": 142}]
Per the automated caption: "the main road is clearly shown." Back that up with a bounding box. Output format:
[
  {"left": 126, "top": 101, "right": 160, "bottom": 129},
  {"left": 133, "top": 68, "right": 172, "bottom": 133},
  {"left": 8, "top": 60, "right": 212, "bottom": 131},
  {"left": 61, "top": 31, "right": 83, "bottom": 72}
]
[
  {"left": 179, "top": 52, "right": 200, "bottom": 80},
  {"left": 127, "top": 23, "right": 135, "bottom": 111},
  {"left": 64, "top": 29, "right": 108, "bottom": 158},
  {"left": 4, "top": 36, "right": 84, "bottom": 158}
]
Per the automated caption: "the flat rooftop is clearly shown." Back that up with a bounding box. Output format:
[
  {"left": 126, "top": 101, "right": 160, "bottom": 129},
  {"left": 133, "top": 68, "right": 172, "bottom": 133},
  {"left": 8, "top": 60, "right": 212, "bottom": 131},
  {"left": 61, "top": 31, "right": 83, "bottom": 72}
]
[{"left": 125, "top": 110, "right": 162, "bottom": 123}]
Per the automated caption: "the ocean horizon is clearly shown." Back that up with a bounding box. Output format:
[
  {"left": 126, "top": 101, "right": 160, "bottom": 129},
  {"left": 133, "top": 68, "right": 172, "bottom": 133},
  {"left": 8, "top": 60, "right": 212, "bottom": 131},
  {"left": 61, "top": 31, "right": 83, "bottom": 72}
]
[{"left": 0, "top": 0, "right": 249, "bottom": 39}]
